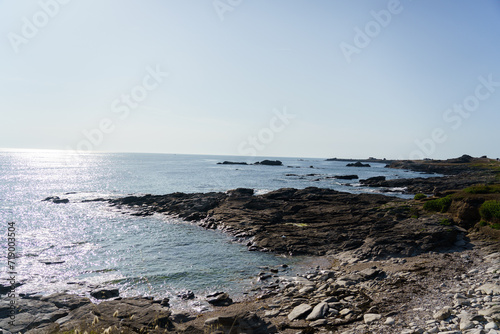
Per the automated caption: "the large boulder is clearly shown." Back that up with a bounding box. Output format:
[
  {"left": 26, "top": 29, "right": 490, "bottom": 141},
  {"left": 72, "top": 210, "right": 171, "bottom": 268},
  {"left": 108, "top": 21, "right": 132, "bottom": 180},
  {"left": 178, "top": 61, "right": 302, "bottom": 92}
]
[{"left": 204, "top": 312, "right": 276, "bottom": 333}]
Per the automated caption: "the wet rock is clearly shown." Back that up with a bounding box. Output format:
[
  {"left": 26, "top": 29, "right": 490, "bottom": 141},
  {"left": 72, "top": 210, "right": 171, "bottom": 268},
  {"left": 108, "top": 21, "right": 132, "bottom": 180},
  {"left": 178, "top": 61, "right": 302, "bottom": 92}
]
[
  {"left": 335, "top": 175, "right": 359, "bottom": 180},
  {"left": 42, "top": 196, "right": 69, "bottom": 204},
  {"left": 177, "top": 290, "right": 195, "bottom": 300},
  {"left": 90, "top": 288, "right": 119, "bottom": 300},
  {"left": 206, "top": 292, "right": 233, "bottom": 306}
]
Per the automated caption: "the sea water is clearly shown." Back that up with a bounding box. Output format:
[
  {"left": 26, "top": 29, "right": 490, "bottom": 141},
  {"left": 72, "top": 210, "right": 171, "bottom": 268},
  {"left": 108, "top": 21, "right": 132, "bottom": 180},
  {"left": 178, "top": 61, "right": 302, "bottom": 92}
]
[{"left": 0, "top": 149, "right": 436, "bottom": 308}]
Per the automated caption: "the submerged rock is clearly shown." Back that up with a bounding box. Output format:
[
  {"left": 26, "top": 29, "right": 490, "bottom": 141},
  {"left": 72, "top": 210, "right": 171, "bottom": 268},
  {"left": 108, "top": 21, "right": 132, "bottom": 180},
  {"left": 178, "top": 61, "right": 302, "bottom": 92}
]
[{"left": 42, "top": 196, "right": 69, "bottom": 204}]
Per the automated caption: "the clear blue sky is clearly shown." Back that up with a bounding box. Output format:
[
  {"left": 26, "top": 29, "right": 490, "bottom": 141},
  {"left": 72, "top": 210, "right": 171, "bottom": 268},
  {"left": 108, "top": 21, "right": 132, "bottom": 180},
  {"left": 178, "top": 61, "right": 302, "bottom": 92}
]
[{"left": 1, "top": 0, "right": 499, "bottom": 159}]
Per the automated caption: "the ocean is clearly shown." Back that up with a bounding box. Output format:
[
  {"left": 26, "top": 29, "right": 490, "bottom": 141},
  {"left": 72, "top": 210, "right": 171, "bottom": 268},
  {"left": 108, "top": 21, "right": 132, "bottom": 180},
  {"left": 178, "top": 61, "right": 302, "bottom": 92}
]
[{"left": 0, "top": 149, "right": 435, "bottom": 309}]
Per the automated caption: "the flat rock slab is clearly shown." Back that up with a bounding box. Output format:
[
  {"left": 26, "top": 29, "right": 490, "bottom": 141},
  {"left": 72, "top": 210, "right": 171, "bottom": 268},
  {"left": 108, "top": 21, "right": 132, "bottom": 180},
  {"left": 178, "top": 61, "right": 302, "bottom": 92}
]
[
  {"left": 364, "top": 313, "right": 382, "bottom": 324},
  {"left": 477, "top": 283, "right": 500, "bottom": 295},
  {"left": 306, "top": 302, "right": 328, "bottom": 321},
  {"left": 288, "top": 303, "right": 312, "bottom": 321}
]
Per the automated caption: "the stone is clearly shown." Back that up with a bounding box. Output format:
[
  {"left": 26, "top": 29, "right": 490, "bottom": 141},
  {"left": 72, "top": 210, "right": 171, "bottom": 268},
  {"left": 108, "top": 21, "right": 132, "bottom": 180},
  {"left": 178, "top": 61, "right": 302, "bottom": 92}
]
[
  {"left": 479, "top": 306, "right": 500, "bottom": 317},
  {"left": 177, "top": 290, "right": 195, "bottom": 300},
  {"left": 40, "top": 293, "right": 90, "bottom": 310},
  {"left": 288, "top": 304, "right": 312, "bottom": 321},
  {"left": 306, "top": 302, "right": 328, "bottom": 321},
  {"left": 310, "top": 319, "right": 328, "bottom": 327},
  {"left": 298, "top": 286, "right": 315, "bottom": 294},
  {"left": 363, "top": 313, "right": 382, "bottom": 324},
  {"left": 90, "top": 288, "right": 119, "bottom": 300},
  {"left": 264, "top": 309, "right": 280, "bottom": 318},
  {"left": 339, "top": 308, "right": 352, "bottom": 316},
  {"left": 478, "top": 284, "right": 500, "bottom": 295},
  {"left": 170, "top": 311, "right": 196, "bottom": 323},
  {"left": 384, "top": 317, "right": 395, "bottom": 325},
  {"left": 486, "top": 322, "right": 499, "bottom": 330},
  {"left": 206, "top": 292, "right": 233, "bottom": 306},
  {"left": 205, "top": 312, "right": 276, "bottom": 334},
  {"left": 434, "top": 306, "right": 452, "bottom": 320},
  {"left": 460, "top": 318, "right": 475, "bottom": 331}
]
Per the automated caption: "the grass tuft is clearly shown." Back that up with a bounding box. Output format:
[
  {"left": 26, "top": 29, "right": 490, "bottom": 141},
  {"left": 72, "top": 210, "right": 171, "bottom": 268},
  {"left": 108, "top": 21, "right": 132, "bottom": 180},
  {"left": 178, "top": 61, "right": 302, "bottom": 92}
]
[
  {"left": 414, "top": 193, "right": 427, "bottom": 200},
  {"left": 423, "top": 195, "right": 452, "bottom": 213}
]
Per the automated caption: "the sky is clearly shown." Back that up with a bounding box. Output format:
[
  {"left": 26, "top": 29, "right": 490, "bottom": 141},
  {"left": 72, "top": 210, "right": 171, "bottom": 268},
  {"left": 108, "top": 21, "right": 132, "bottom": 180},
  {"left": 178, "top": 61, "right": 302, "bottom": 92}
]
[{"left": 1, "top": 0, "right": 499, "bottom": 159}]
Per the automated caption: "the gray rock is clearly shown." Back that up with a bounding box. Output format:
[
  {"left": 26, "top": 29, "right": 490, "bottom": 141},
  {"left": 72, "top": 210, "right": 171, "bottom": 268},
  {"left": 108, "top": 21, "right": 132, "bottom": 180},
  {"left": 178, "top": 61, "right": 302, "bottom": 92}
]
[
  {"left": 170, "top": 311, "right": 196, "bottom": 323},
  {"left": 206, "top": 292, "right": 233, "bottom": 306},
  {"left": 40, "top": 293, "right": 90, "bottom": 310},
  {"left": 434, "top": 306, "right": 452, "bottom": 320},
  {"left": 288, "top": 303, "right": 312, "bottom": 321},
  {"left": 0, "top": 298, "right": 61, "bottom": 333},
  {"left": 309, "top": 319, "right": 328, "bottom": 327},
  {"left": 478, "top": 284, "right": 500, "bottom": 295},
  {"left": 177, "top": 290, "right": 195, "bottom": 300},
  {"left": 306, "top": 302, "right": 328, "bottom": 321},
  {"left": 298, "top": 286, "right": 315, "bottom": 294},
  {"left": 479, "top": 305, "right": 500, "bottom": 317},
  {"left": 90, "top": 288, "right": 119, "bottom": 300},
  {"left": 384, "top": 317, "right": 395, "bottom": 325},
  {"left": 363, "top": 313, "right": 381, "bottom": 324},
  {"left": 205, "top": 312, "right": 276, "bottom": 334},
  {"left": 460, "top": 318, "right": 475, "bottom": 331}
]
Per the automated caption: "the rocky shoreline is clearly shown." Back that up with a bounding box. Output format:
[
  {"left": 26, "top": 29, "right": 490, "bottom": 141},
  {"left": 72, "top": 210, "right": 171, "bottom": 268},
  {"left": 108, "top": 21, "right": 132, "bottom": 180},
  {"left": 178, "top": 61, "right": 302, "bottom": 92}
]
[{"left": 3, "top": 156, "right": 500, "bottom": 333}]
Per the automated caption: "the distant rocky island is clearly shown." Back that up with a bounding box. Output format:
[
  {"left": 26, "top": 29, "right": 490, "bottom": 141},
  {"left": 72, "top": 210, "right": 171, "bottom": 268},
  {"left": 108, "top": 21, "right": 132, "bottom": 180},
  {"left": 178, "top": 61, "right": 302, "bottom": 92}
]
[{"left": 217, "top": 159, "right": 283, "bottom": 166}]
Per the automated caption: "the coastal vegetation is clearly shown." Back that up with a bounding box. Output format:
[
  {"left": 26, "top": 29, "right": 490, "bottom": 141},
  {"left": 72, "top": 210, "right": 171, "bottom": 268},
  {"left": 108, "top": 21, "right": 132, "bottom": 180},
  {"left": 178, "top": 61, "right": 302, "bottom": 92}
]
[
  {"left": 414, "top": 193, "right": 427, "bottom": 200},
  {"left": 423, "top": 195, "right": 453, "bottom": 213}
]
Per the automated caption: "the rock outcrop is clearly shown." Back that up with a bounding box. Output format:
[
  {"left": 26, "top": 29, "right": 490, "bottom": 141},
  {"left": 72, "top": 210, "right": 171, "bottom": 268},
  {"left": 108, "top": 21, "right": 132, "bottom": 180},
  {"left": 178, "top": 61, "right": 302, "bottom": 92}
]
[{"left": 108, "top": 187, "right": 462, "bottom": 259}]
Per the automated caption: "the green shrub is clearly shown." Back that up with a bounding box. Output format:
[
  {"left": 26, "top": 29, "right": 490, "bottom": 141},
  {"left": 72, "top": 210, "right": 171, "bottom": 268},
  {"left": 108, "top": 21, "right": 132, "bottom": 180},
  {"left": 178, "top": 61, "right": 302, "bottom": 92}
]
[
  {"left": 414, "top": 193, "right": 427, "bottom": 200},
  {"left": 464, "top": 184, "right": 500, "bottom": 194},
  {"left": 440, "top": 218, "right": 452, "bottom": 226},
  {"left": 479, "top": 221, "right": 488, "bottom": 226},
  {"left": 479, "top": 200, "right": 500, "bottom": 222},
  {"left": 423, "top": 196, "right": 452, "bottom": 213}
]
